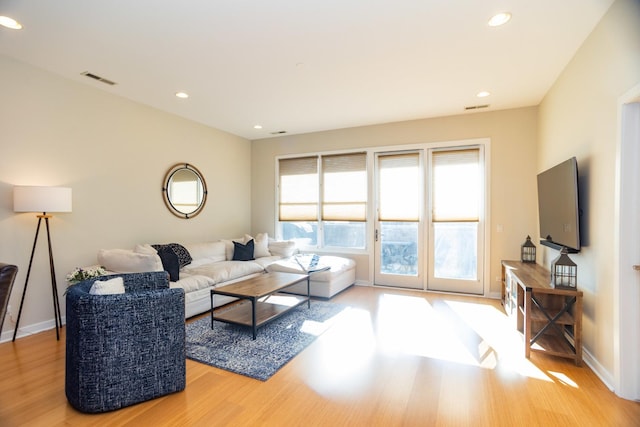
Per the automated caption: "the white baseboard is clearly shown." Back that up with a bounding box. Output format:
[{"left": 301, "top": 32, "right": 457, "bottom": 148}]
[
  {"left": 355, "top": 280, "right": 501, "bottom": 301},
  {"left": 583, "top": 346, "right": 615, "bottom": 393},
  {"left": 486, "top": 290, "right": 502, "bottom": 299},
  {"left": 0, "top": 317, "right": 66, "bottom": 343}
]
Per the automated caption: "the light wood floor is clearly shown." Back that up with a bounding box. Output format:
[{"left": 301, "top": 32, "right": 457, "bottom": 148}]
[{"left": 1, "top": 286, "right": 639, "bottom": 426}]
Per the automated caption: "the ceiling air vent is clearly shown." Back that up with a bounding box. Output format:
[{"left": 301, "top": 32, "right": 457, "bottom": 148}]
[
  {"left": 464, "top": 104, "right": 489, "bottom": 111},
  {"left": 81, "top": 71, "right": 116, "bottom": 86},
  {"left": 270, "top": 130, "right": 287, "bottom": 135}
]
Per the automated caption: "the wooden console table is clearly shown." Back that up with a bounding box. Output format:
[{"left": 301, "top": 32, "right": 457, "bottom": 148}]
[{"left": 502, "top": 260, "right": 583, "bottom": 366}]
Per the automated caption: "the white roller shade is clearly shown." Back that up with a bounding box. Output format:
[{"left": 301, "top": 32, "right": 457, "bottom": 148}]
[
  {"left": 378, "top": 152, "right": 420, "bottom": 222},
  {"left": 432, "top": 148, "right": 480, "bottom": 222},
  {"left": 322, "top": 152, "right": 367, "bottom": 221},
  {"left": 279, "top": 157, "right": 319, "bottom": 221}
]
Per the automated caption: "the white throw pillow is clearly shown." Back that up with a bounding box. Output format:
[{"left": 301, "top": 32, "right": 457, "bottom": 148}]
[
  {"left": 134, "top": 243, "right": 158, "bottom": 255},
  {"left": 98, "top": 248, "right": 164, "bottom": 273},
  {"left": 268, "top": 240, "right": 297, "bottom": 257},
  {"left": 133, "top": 244, "right": 165, "bottom": 271},
  {"left": 245, "top": 233, "right": 271, "bottom": 258},
  {"left": 89, "top": 277, "right": 125, "bottom": 295}
]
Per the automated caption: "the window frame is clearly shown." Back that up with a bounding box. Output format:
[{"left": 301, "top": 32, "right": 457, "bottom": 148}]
[
  {"left": 275, "top": 137, "right": 490, "bottom": 289},
  {"left": 277, "top": 151, "right": 368, "bottom": 251}
]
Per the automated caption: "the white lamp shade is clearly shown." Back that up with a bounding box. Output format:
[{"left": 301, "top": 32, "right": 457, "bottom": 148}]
[{"left": 13, "top": 186, "right": 72, "bottom": 213}]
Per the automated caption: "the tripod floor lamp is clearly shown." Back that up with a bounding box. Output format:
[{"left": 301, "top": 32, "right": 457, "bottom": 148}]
[{"left": 12, "top": 186, "right": 72, "bottom": 341}]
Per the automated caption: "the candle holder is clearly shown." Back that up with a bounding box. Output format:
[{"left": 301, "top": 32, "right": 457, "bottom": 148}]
[
  {"left": 551, "top": 247, "right": 577, "bottom": 289},
  {"left": 521, "top": 235, "right": 536, "bottom": 263}
]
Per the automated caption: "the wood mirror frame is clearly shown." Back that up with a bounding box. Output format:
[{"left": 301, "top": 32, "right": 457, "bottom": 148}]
[{"left": 162, "top": 163, "right": 208, "bottom": 219}]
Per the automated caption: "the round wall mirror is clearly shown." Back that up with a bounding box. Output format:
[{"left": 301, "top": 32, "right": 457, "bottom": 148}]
[{"left": 162, "top": 163, "right": 207, "bottom": 219}]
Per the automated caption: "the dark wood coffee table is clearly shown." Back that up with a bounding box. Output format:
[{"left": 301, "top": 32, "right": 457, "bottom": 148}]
[{"left": 210, "top": 272, "right": 310, "bottom": 339}]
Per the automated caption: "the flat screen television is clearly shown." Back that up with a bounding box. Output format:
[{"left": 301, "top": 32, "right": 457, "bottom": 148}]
[{"left": 537, "top": 157, "right": 581, "bottom": 253}]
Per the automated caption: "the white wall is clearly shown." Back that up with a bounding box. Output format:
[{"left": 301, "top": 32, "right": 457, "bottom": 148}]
[
  {"left": 538, "top": 0, "right": 640, "bottom": 383},
  {"left": 251, "top": 106, "right": 539, "bottom": 295},
  {"left": 0, "top": 55, "right": 252, "bottom": 340}
]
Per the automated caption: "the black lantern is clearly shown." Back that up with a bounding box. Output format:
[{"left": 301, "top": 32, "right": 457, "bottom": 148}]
[
  {"left": 521, "top": 235, "right": 536, "bottom": 263},
  {"left": 551, "top": 247, "right": 577, "bottom": 289}
]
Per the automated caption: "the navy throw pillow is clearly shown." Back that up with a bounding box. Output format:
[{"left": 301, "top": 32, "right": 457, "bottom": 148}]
[
  {"left": 151, "top": 243, "right": 192, "bottom": 268},
  {"left": 156, "top": 246, "right": 180, "bottom": 281},
  {"left": 233, "top": 239, "right": 255, "bottom": 261}
]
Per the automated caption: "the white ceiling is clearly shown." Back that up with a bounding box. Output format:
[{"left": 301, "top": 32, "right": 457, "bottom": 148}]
[{"left": 0, "top": 0, "right": 614, "bottom": 140}]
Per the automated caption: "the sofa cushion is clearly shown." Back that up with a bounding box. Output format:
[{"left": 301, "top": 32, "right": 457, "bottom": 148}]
[
  {"left": 170, "top": 273, "right": 216, "bottom": 293},
  {"left": 184, "top": 260, "right": 264, "bottom": 284},
  {"left": 156, "top": 246, "right": 180, "bottom": 282},
  {"left": 245, "top": 233, "right": 271, "bottom": 258},
  {"left": 152, "top": 243, "right": 192, "bottom": 268},
  {"left": 233, "top": 239, "right": 255, "bottom": 261},
  {"left": 97, "top": 249, "right": 163, "bottom": 274},
  {"left": 182, "top": 242, "right": 226, "bottom": 266},
  {"left": 253, "top": 255, "right": 284, "bottom": 269}
]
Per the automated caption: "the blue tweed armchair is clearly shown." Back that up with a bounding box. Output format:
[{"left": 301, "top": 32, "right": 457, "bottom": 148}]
[{"left": 65, "top": 271, "right": 185, "bottom": 413}]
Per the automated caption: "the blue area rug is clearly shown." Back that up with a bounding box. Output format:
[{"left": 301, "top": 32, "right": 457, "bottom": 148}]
[{"left": 185, "top": 300, "right": 348, "bottom": 381}]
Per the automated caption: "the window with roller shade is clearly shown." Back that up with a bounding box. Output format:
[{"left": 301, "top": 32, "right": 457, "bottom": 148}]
[
  {"left": 278, "top": 156, "right": 319, "bottom": 246},
  {"left": 277, "top": 144, "right": 484, "bottom": 270},
  {"left": 278, "top": 152, "right": 367, "bottom": 248},
  {"left": 322, "top": 153, "right": 367, "bottom": 248},
  {"left": 278, "top": 156, "right": 318, "bottom": 222}
]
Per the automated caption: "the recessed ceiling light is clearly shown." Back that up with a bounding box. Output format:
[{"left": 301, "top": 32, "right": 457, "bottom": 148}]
[
  {"left": 477, "top": 91, "right": 491, "bottom": 98},
  {"left": 0, "top": 16, "right": 23, "bottom": 30},
  {"left": 488, "top": 12, "right": 511, "bottom": 27},
  {"left": 254, "top": 125, "right": 263, "bottom": 129},
  {"left": 175, "top": 92, "right": 189, "bottom": 99}
]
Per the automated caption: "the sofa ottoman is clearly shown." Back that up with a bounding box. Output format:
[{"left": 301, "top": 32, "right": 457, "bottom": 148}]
[{"left": 266, "top": 255, "right": 355, "bottom": 298}]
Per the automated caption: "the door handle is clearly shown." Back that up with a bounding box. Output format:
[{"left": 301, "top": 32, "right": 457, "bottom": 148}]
[{"left": 634, "top": 265, "right": 640, "bottom": 271}]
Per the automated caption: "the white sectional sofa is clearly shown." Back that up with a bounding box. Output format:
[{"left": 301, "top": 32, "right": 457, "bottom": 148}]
[{"left": 94, "top": 233, "right": 356, "bottom": 318}]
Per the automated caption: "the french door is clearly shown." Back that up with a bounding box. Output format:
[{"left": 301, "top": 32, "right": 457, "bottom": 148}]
[
  {"left": 426, "top": 148, "right": 484, "bottom": 294},
  {"left": 374, "top": 151, "right": 423, "bottom": 289},
  {"left": 374, "top": 146, "right": 485, "bottom": 294}
]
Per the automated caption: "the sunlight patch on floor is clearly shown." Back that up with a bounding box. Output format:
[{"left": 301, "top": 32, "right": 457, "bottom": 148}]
[
  {"left": 300, "top": 307, "right": 348, "bottom": 336},
  {"left": 548, "top": 371, "right": 579, "bottom": 388},
  {"left": 375, "top": 294, "right": 556, "bottom": 382},
  {"left": 376, "top": 294, "right": 480, "bottom": 366},
  {"left": 442, "top": 299, "right": 553, "bottom": 382},
  {"left": 302, "top": 292, "right": 577, "bottom": 395},
  {"left": 303, "top": 308, "right": 377, "bottom": 398}
]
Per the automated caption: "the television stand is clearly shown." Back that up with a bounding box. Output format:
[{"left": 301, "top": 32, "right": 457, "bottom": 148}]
[{"left": 502, "top": 260, "right": 583, "bottom": 366}]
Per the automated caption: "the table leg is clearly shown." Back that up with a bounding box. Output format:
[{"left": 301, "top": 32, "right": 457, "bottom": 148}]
[
  {"left": 210, "top": 292, "right": 214, "bottom": 329},
  {"left": 307, "top": 277, "right": 311, "bottom": 308},
  {"left": 252, "top": 297, "right": 257, "bottom": 340},
  {"left": 524, "top": 290, "right": 532, "bottom": 358},
  {"left": 574, "top": 295, "right": 583, "bottom": 366}
]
